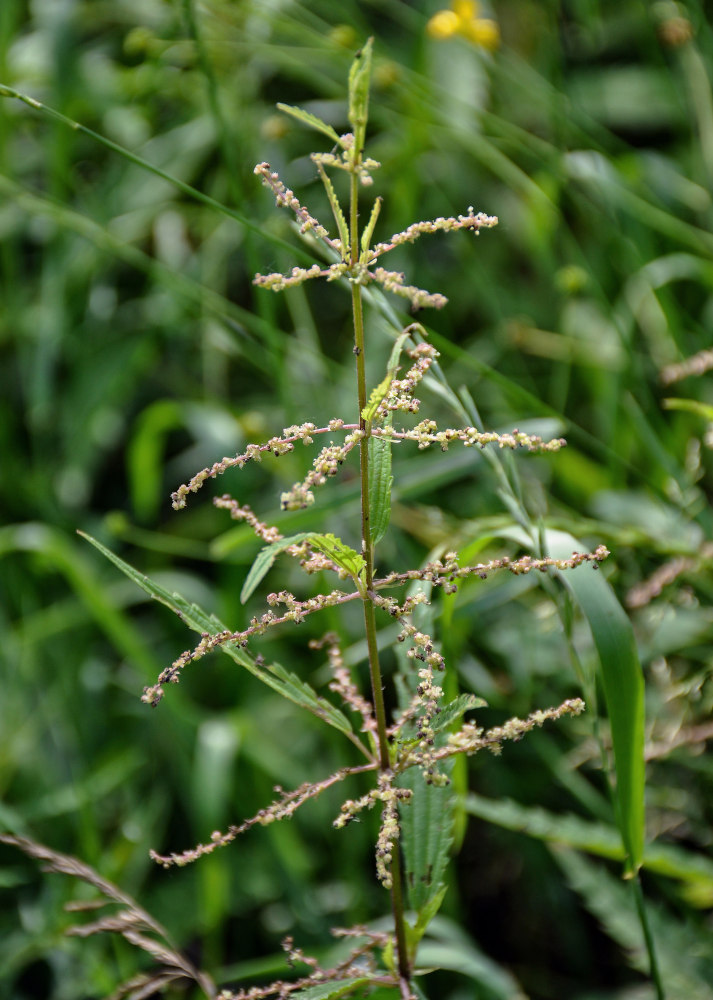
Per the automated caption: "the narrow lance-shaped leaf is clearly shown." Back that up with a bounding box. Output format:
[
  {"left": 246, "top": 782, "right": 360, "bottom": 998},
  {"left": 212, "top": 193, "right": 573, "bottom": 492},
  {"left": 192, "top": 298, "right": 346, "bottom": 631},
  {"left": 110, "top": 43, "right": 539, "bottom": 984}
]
[
  {"left": 546, "top": 529, "right": 645, "bottom": 875},
  {"left": 276, "top": 102, "right": 343, "bottom": 147},
  {"left": 79, "top": 533, "right": 355, "bottom": 739},
  {"left": 241, "top": 533, "right": 314, "bottom": 604},
  {"left": 316, "top": 160, "right": 350, "bottom": 256},
  {"left": 360, "top": 196, "right": 382, "bottom": 259}
]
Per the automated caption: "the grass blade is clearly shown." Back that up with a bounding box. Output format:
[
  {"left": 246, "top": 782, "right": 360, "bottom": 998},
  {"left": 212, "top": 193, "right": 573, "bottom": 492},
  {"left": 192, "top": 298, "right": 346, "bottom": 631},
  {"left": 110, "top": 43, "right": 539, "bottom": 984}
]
[{"left": 546, "top": 529, "right": 645, "bottom": 875}]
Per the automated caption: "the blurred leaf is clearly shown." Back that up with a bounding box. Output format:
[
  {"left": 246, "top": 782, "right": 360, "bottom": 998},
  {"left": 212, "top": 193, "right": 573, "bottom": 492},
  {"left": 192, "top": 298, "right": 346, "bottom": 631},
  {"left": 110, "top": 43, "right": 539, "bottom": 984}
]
[
  {"left": 463, "top": 793, "right": 713, "bottom": 901},
  {"left": 554, "top": 847, "right": 713, "bottom": 997},
  {"left": 276, "top": 103, "right": 343, "bottom": 146},
  {"left": 546, "top": 529, "right": 645, "bottom": 876},
  {"left": 289, "top": 979, "right": 373, "bottom": 999},
  {"left": 416, "top": 917, "right": 526, "bottom": 999}
]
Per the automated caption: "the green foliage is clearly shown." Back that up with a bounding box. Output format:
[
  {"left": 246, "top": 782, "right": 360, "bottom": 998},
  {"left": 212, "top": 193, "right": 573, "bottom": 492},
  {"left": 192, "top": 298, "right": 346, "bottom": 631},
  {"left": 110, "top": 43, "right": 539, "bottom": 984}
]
[{"left": 2, "top": 2, "right": 713, "bottom": 998}]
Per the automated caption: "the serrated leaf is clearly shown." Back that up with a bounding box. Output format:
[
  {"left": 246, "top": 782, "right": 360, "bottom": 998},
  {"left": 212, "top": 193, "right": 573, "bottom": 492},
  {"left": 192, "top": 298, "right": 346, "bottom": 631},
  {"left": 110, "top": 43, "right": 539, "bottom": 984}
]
[
  {"left": 241, "top": 533, "right": 314, "bottom": 604},
  {"left": 362, "top": 371, "right": 394, "bottom": 423},
  {"left": 316, "top": 160, "right": 349, "bottom": 254},
  {"left": 368, "top": 434, "right": 392, "bottom": 547},
  {"left": 289, "top": 978, "right": 373, "bottom": 1000},
  {"left": 267, "top": 662, "right": 353, "bottom": 736},
  {"left": 399, "top": 761, "right": 454, "bottom": 913},
  {"left": 546, "top": 529, "right": 645, "bottom": 876},
  {"left": 308, "top": 533, "right": 365, "bottom": 585},
  {"left": 276, "top": 103, "right": 342, "bottom": 146},
  {"left": 79, "top": 533, "right": 355, "bottom": 740},
  {"left": 431, "top": 693, "right": 486, "bottom": 735}
]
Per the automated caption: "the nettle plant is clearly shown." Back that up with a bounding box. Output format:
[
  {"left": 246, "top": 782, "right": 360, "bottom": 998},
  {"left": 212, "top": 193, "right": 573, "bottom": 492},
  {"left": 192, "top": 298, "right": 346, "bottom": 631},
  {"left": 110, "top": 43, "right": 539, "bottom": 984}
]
[{"left": 82, "top": 40, "right": 615, "bottom": 1000}]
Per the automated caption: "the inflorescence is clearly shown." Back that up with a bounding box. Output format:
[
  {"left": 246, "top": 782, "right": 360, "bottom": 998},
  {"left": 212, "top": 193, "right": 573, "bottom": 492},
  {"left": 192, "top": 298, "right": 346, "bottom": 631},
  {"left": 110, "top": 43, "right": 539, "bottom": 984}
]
[{"left": 152, "top": 113, "right": 601, "bottom": 960}]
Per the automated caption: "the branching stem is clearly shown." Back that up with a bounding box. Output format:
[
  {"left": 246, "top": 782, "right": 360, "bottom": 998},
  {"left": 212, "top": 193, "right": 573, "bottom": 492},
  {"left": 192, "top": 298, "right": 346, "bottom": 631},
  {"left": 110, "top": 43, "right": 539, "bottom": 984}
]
[{"left": 350, "top": 164, "right": 411, "bottom": 988}]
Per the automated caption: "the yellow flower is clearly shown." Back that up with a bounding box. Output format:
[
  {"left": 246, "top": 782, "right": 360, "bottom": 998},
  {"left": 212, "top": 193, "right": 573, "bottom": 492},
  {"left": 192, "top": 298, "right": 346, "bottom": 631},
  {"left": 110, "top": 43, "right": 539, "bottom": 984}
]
[{"left": 426, "top": 0, "right": 500, "bottom": 50}]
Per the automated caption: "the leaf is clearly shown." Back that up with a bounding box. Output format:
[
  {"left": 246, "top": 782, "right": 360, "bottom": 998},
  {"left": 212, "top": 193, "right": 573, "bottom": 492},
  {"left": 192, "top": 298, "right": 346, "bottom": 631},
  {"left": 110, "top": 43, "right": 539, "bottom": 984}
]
[
  {"left": 554, "top": 848, "right": 713, "bottom": 997},
  {"left": 316, "top": 160, "right": 350, "bottom": 253},
  {"left": 399, "top": 762, "right": 454, "bottom": 914},
  {"left": 308, "top": 533, "right": 365, "bottom": 585},
  {"left": 289, "top": 979, "right": 373, "bottom": 1000},
  {"left": 276, "top": 103, "right": 342, "bottom": 146},
  {"left": 663, "top": 397, "right": 713, "bottom": 421},
  {"left": 360, "top": 196, "right": 382, "bottom": 258},
  {"left": 415, "top": 917, "right": 525, "bottom": 999},
  {"left": 348, "top": 37, "right": 373, "bottom": 150},
  {"left": 362, "top": 328, "right": 413, "bottom": 423},
  {"left": 362, "top": 370, "right": 395, "bottom": 423},
  {"left": 430, "top": 693, "right": 487, "bottom": 735},
  {"left": 240, "top": 533, "right": 314, "bottom": 604},
  {"left": 546, "top": 529, "right": 645, "bottom": 876},
  {"left": 267, "top": 662, "right": 353, "bottom": 737},
  {"left": 463, "top": 793, "right": 713, "bottom": 901},
  {"left": 368, "top": 433, "right": 393, "bottom": 547},
  {"left": 79, "top": 533, "right": 355, "bottom": 740}
]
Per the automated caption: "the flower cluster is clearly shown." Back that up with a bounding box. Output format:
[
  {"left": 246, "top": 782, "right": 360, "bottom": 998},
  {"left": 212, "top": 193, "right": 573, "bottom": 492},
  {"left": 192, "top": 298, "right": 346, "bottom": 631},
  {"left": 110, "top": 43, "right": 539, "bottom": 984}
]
[
  {"left": 171, "top": 421, "right": 323, "bottom": 510},
  {"left": 660, "top": 347, "right": 713, "bottom": 385},
  {"left": 335, "top": 772, "right": 413, "bottom": 889},
  {"left": 253, "top": 162, "right": 338, "bottom": 249},
  {"left": 370, "top": 206, "right": 498, "bottom": 258},
  {"left": 253, "top": 159, "right": 497, "bottom": 312},
  {"left": 373, "top": 421, "right": 567, "bottom": 453},
  {"left": 445, "top": 698, "right": 586, "bottom": 757},
  {"left": 310, "top": 632, "right": 377, "bottom": 736}
]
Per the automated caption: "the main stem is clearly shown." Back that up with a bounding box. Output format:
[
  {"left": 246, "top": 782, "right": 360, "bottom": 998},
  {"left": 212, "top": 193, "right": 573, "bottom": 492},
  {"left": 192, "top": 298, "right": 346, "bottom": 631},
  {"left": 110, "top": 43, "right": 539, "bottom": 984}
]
[{"left": 349, "top": 169, "right": 411, "bottom": 987}]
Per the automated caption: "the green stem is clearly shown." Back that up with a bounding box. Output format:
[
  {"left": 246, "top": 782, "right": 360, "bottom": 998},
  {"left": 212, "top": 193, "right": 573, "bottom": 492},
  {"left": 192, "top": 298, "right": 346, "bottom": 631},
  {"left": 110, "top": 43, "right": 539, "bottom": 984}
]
[
  {"left": 349, "top": 167, "right": 411, "bottom": 987},
  {"left": 632, "top": 874, "right": 666, "bottom": 1000}
]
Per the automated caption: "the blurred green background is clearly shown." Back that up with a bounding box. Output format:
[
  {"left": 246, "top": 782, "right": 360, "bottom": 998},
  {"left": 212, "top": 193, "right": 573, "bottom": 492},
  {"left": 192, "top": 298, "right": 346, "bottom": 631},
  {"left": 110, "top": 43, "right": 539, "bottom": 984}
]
[{"left": 2, "top": 1, "right": 713, "bottom": 998}]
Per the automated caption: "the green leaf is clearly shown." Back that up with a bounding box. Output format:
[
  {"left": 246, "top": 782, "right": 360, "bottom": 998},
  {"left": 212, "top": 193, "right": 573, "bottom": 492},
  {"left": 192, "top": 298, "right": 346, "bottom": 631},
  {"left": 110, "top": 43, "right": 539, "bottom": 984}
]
[
  {"left": 399, "top": 762, "right": 454, "bottom": 913},
  {"left": 79, "top": 533, "right": 355, "bottom": 740},
  {"left": 463, "top": 793, "right": 713, "bottom": 901},
  {"left": 362, "top": 371, "right": 394, "bottom": 423},
  {"left": 360, "top": 196, "right": 382, "bottom": 258},
  {"left": 415, "top": 917, "right": 525, "bottom": 998},
  {"left": 288, "top": 979, "right": 373, "bottom": 1000},
  {"left": 362, "top": 328, "right": 413, "bottom": 423},
  {"left": 315, "top": 160, "right": 350, "bottom": 254},
  {"left": 241, "top": 533, "right": 314, "bottom": 604},
  {"left": 368, "top": 433, "right": 393, "bottom": 547},
  {"left": 276, "top": 102, "right": 342, "bottom": 146},
  {"left": 554, "top": 848, "right": 713, "bottom": 996},
  {"left": 348, "top": 37, "right": 373, "bottom": 151},
  {"left": 546, "top": 529, "right": 645, "bottom": 875},
  {"left": 663, "top": 397, "right": 713, "bottom": 421},
  {"left": 267, "top": 662, "right": 353, "bottom": 737},
  {"left": 308, "top": 533, "right": 366, "bottom": 585},
  {"left": 430, "top": 693, "right": 487, "bottom": 735}
]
